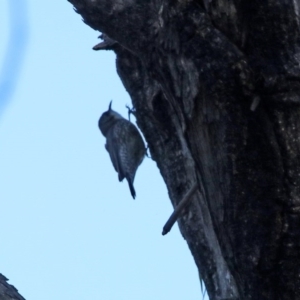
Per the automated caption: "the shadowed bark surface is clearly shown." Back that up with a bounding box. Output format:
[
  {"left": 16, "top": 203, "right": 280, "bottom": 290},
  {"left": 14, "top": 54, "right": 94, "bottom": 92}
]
[
  {"left": 68, "top": 1, "right": 300, "bottom": 299},
  {"left": 0, "top": 274, "right": 25, "bottom": 300}
]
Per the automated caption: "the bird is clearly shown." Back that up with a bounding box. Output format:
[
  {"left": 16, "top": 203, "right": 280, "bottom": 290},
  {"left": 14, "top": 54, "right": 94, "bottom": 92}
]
[{"left": 98, "top": 101, "right": 146, "bottom": 199}]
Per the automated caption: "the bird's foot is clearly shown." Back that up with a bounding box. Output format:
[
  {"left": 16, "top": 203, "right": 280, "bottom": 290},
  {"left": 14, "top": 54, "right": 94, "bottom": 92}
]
[{"left": 125, "top": 104, "right": 136, "bottom": 121}]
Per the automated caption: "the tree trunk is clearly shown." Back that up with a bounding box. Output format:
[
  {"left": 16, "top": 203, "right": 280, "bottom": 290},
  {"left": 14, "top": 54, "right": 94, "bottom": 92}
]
[
  {"left": 0, "top": 274, "right": 25, "bottom": 300},
  {"left": 68, "top": 0, "right": 300, "bottom": 299}
]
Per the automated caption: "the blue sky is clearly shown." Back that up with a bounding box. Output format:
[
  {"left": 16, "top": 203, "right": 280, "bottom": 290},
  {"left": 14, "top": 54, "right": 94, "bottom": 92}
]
[{"left": 0, "top": 1, "right": 207, "bottom": 299}]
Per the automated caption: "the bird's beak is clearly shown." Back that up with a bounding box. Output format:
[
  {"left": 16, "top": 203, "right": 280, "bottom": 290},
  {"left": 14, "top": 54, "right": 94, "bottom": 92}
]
[{"left": 108, "top": 100, "right": 112, "bottom": 111}]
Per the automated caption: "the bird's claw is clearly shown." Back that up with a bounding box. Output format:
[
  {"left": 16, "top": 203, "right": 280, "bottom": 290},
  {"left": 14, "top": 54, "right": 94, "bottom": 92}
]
[{"left": 125, "top": 104, "right": 136, "bottom": 121}]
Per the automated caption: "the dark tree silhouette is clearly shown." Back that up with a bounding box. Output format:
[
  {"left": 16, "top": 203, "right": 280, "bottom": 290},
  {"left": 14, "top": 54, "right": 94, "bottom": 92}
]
[
  {"left": 0, "top": 274, "right": 25, "bottom": 300},
  {"left": 68, "top": 1, "right": 300, "bottom": 299}
]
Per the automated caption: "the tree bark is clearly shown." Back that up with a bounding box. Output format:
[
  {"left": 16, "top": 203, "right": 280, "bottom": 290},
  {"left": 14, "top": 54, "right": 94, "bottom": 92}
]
[
  {"left": 68, "top": 0, "right": 300, "bottom": 299},
  {"left": 0, "top": 274, "right": 25, "bottom": 300}
]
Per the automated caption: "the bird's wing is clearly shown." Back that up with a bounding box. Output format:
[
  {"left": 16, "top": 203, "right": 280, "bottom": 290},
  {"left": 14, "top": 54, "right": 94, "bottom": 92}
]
[
  {"left": 105, "top": 142, "right": 117, "bottom": 173},
  {"left": 106, "top": 127, "right": 125, "bottom": 182},
  {"left": 126, "top": 124, "right": 146, "bottom": 173}
]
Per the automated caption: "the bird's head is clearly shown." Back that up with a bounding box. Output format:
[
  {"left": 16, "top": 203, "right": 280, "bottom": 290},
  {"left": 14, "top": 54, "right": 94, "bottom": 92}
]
[{"left": 98, "top": 101, "right": 124, "bottom": 136}]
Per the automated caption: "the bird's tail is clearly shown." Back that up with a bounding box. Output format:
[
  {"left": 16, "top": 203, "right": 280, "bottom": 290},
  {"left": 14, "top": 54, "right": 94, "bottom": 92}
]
[{"left": 126, "top": 177, "right": 136, "bottom": 199}]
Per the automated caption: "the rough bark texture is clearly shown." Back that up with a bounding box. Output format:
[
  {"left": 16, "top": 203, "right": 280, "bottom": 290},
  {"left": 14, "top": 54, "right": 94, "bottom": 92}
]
[
  {"left": 0, "top": 274, "right": 25, "bottom": 300},
  {"left": 68, "top": 0, "right": 300, "bottom": 299}
]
